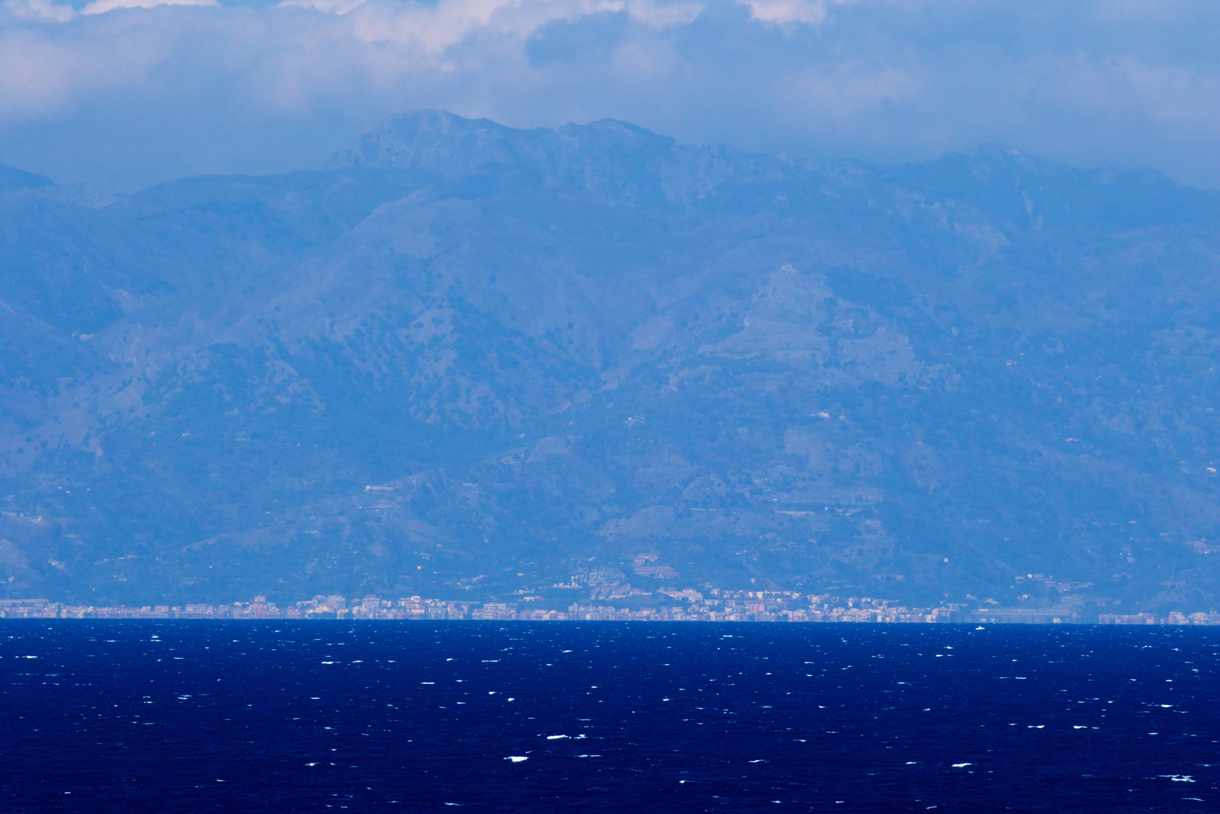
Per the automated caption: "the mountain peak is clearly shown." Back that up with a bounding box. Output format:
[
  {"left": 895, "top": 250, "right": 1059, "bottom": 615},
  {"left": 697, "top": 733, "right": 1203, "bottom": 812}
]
[
  {"left": 327, "top": 109, "right": 535, "bottom": 172},
  {"left": 327, "top": 109, "right": 702, "bottom": 202}
]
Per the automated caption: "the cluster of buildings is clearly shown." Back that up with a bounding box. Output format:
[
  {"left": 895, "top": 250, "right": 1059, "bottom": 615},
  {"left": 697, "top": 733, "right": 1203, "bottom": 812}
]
[
  {"left": 631, "top": 554, "right": 680, "bottom": 580},
  {"left": 1099, "top": 611, "right": 1220, "bottom": 625},
  {"left": 2, "top": 594, "right": 1218, "bottom": 625}
]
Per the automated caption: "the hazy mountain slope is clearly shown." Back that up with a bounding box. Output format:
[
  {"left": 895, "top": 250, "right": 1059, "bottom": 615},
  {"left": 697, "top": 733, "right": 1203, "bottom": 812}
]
[{"left": 2, "top": 112, "right": 1219, "bottom": 614}]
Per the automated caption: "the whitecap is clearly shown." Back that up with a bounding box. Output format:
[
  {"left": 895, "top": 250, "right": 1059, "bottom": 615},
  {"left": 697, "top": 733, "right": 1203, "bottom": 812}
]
[
  {"left": 546, "top": 735, "right": 569, "bottom": 740},
  {"left": 1159, "top": 775, "right": 1195, "bottom": 782},
  {"left": 506, "top": 756, "right": 528, "bottom": 763},
  {"left": 951, "top": 763, "right": 972, "bottom": 768}
]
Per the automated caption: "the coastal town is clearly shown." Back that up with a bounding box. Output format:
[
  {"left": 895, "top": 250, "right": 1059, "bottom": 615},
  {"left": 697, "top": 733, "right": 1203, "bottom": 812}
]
[{"left": 1, "top": 592, "right": 1217, "bottom": 625}]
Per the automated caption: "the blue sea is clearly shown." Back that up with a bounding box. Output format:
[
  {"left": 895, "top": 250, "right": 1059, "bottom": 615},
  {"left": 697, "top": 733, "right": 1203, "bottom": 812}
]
[{"left": 2, "top": 622, "right": 1216, "bottom": 812}]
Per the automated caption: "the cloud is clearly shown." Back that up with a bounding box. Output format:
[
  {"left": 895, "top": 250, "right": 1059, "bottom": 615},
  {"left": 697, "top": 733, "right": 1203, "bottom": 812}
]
[
  {"left": 81, "top": 0, "right": 217, "bottom": 16},
  {"left": 2, "top": 0, "right": 74, "bottom": 20},
  {"left": 1, "top": 0, "right": 215, "bottom": 19},
  {"left": 739, "top": 0, "right": 852, "bottom": 26},
  {"left": 278, "top": 0, "right": 366, "bottom": 14},
  {"left": 0, "top": 0, "right": 1219, "bottom": 192}
]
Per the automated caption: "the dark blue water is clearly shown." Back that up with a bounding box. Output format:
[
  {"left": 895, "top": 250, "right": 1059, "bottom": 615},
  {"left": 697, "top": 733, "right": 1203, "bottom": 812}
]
[{"left": 2, "top": 622, "right": 1217, "bottom": 812}]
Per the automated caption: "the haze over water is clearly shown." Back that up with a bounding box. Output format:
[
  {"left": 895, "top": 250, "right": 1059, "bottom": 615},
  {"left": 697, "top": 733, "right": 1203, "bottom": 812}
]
[{"left": 3, "top": 622, "right": 1217, "bottom": 812}]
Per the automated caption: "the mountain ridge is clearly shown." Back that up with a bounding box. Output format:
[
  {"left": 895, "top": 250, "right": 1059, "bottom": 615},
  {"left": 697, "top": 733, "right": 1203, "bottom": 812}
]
[{"left": 2, "top": 111, "right": 1219, "bottom": 616}]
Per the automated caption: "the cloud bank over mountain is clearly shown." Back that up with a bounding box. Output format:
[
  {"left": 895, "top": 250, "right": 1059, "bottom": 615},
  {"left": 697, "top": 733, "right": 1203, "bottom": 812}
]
[{"left": 1, "top": 0, "right": 1219, "bottom": 190}]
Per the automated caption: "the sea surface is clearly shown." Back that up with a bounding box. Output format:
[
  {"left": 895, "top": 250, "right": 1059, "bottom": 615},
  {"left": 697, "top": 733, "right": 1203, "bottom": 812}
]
[{"left": 2, "top": 622, "right": 1217, "bottom": 812}]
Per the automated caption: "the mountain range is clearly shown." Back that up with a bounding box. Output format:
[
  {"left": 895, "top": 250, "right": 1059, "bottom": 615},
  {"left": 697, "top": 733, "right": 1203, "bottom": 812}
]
[{"left": 3, "top": 110, "right": 1220, "bottom": 616}]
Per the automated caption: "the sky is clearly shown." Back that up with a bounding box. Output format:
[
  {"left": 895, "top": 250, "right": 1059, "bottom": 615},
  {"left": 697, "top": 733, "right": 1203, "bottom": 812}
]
[{"left": 1, "top": 0, "right": 1218, "bottom": 192}]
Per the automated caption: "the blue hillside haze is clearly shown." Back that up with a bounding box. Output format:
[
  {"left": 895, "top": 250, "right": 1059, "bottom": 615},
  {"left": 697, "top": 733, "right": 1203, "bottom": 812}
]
[{"left": 0, "top": 111, "right": 1218, "bottom": 616}]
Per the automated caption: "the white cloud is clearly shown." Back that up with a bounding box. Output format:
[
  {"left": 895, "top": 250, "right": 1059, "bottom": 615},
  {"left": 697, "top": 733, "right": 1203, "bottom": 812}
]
[
  {"left": 738, "top": 0, "right": 856, "bottom": 26},
  {"left": 278, "top": 0, "right": 365, "bottom": 14},
  {"left": 741, "top": 0, "right": 826, "bottom": 25},
  {"left": 81, "top": 0, "right": 217, "bottom": 14},
  {"left": 2, "top": 0, "right": 75, "bottom": 22},
  {"left": 625, "top": 0, "right": 703, "bottom": 28}
]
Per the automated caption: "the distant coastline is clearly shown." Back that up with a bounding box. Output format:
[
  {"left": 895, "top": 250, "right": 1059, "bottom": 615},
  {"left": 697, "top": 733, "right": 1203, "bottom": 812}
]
[{"left": 1, "top": 596, "right": 1214, "bottom": 626}]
